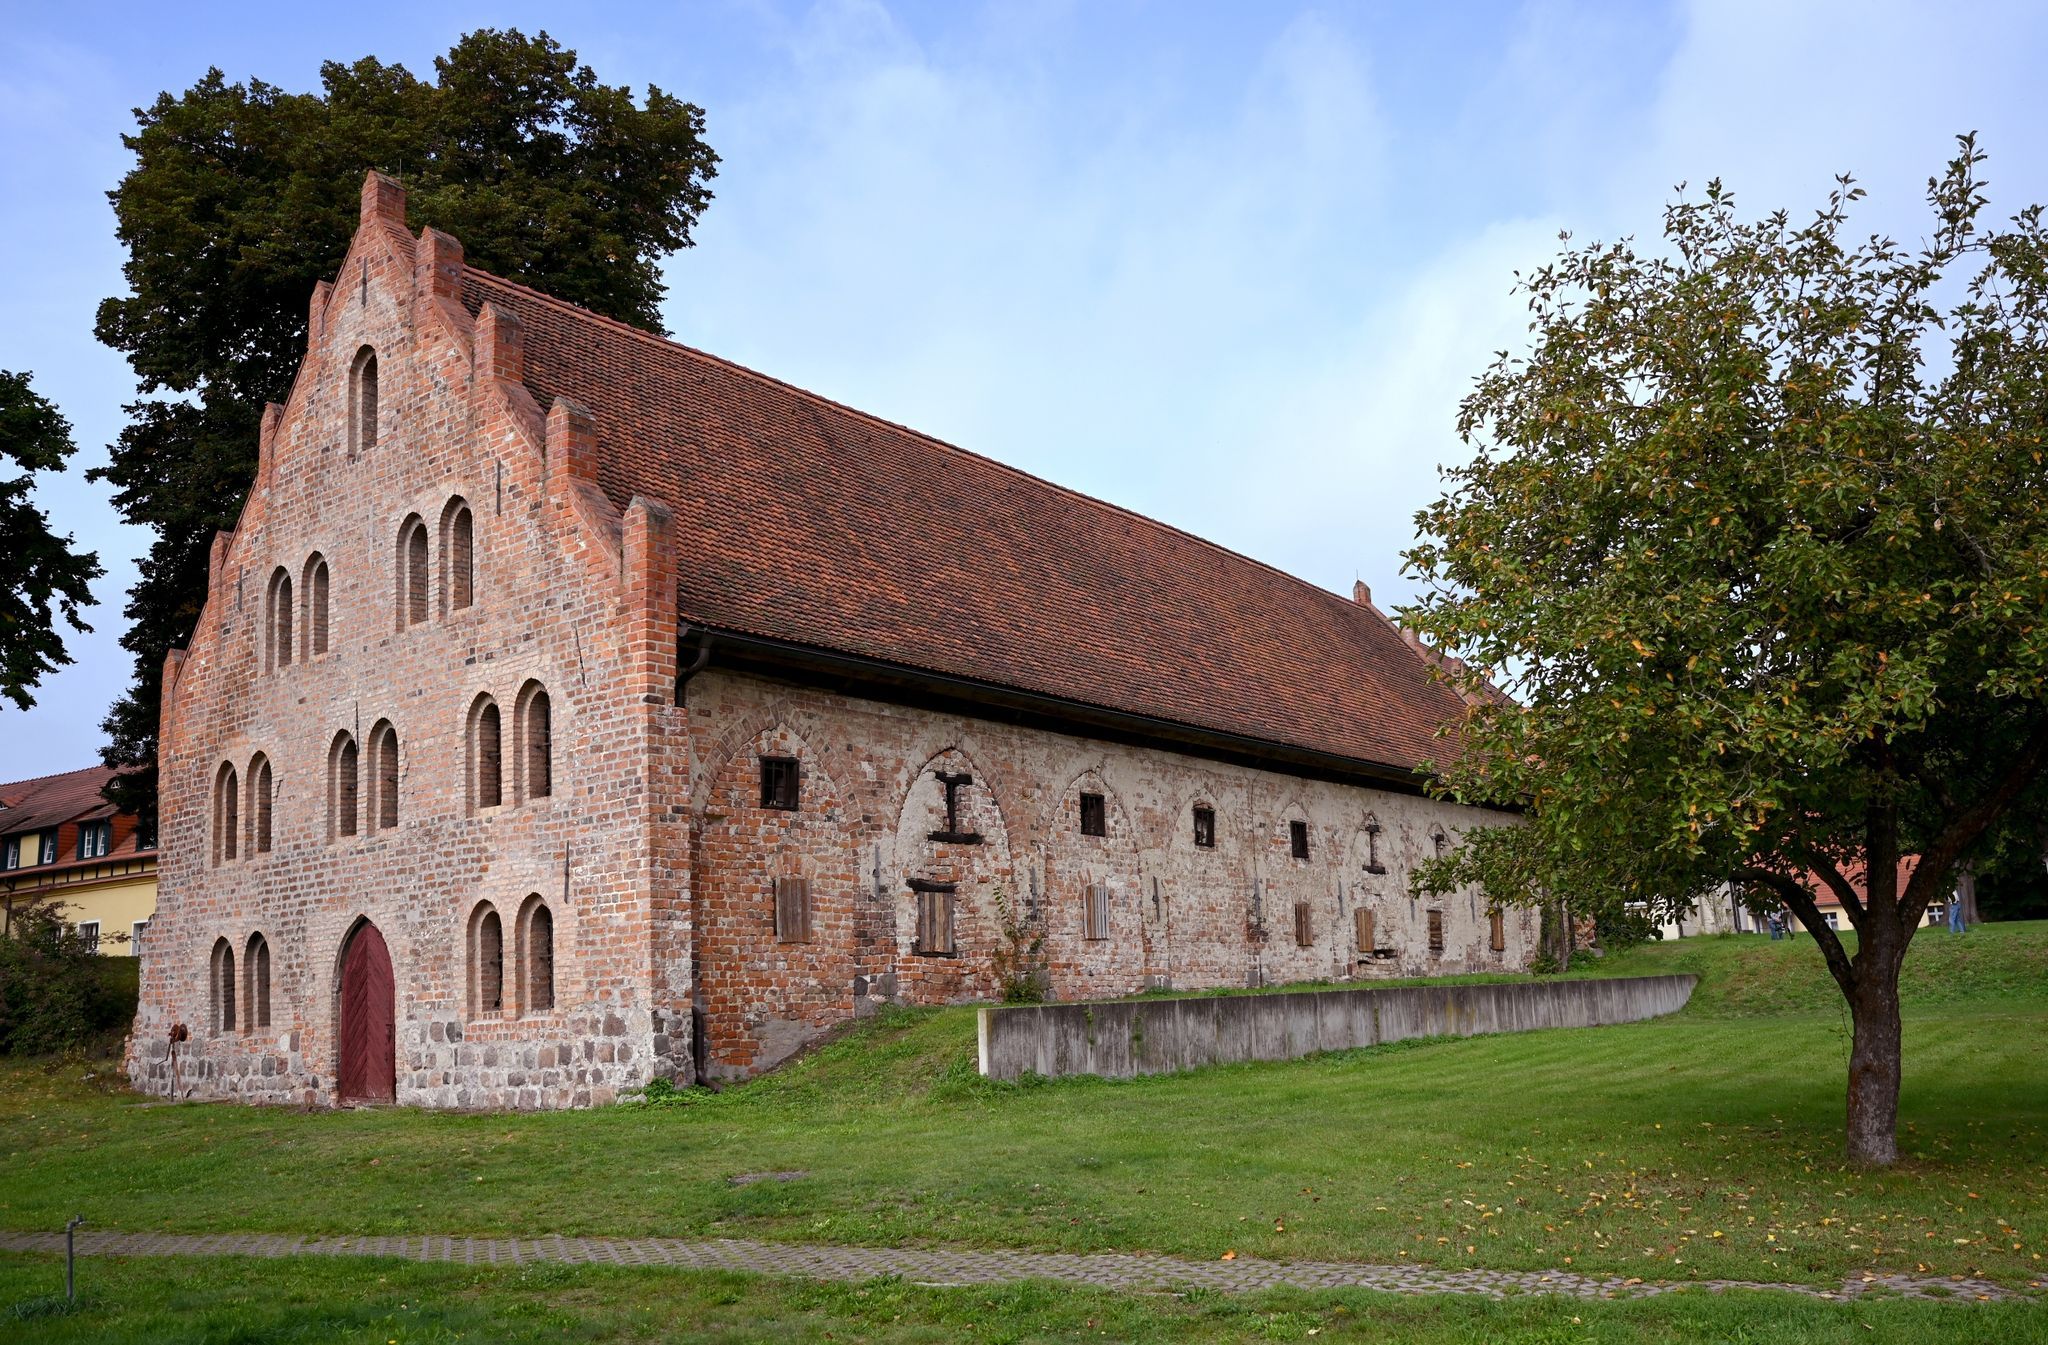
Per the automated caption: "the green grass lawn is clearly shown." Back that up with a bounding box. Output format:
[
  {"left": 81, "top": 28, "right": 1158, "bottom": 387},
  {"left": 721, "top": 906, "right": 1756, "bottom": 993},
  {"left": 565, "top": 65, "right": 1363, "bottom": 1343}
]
[
  {"left": 2, "top": 1254, "right": 2043, "bottom": 1344},
  {"left": 1, "top": 924, "right": 2043, "bottom": 1304}
]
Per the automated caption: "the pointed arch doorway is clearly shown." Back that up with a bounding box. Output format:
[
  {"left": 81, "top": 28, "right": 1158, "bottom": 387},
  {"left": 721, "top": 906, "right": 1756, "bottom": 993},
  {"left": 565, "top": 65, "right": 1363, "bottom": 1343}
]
[{"left": 338, "top": 919, "right": 397, "bottom": 1103}]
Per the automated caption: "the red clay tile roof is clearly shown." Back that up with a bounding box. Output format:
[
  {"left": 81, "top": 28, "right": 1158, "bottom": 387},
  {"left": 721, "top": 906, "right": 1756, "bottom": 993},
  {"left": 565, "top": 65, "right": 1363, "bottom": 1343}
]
[
  {"left": 0, "top": 765, "right": 118, "bottom": 836},
  {"left": 460, "top": 269, "right": 1473, "bottom": 776}
]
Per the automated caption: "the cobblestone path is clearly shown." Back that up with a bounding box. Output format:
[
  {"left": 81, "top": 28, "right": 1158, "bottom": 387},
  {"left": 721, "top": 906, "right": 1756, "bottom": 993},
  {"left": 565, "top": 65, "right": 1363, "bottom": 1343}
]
[{"left": 0, "top": 1228, "right": 2035, "bottom": 1304}]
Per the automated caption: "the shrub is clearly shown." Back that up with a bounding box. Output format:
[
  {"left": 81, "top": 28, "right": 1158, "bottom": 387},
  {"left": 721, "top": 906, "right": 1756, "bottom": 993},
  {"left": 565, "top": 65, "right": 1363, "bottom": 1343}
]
[{"left": 0, "top": 905, "right": 136, "bottom": 1055}]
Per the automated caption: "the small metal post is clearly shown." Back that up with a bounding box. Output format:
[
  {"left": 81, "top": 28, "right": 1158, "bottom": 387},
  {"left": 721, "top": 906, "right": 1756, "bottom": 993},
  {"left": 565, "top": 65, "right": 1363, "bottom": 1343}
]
[{"left": 66, "top": 1215, "right": 83, "bottom": 1301}]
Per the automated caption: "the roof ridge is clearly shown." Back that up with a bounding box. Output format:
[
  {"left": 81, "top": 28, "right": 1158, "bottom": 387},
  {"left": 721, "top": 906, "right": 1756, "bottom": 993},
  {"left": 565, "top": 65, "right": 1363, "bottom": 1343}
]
[
  {"left": 462, "top": 265, "right": 1385, "bottom": 623},
  {"left": 0, "top": 763, "right": 116, "bottom": 795}
]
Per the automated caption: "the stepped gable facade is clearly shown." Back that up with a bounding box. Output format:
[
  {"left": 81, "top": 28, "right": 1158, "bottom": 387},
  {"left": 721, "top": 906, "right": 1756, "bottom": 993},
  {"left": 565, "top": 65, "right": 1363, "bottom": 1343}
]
[{"left": 128, "top": 172, "right": 1531, "bottom": 1109}]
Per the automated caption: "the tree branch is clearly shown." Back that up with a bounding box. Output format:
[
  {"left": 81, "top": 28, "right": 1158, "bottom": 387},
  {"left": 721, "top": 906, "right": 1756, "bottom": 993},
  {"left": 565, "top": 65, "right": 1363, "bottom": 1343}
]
[
  {"left": 1734, "top": 865, "right": 1858, "bottom": 996},
  {"left": 1905, "top": 717, "right": 2048, "bottom": 922}
]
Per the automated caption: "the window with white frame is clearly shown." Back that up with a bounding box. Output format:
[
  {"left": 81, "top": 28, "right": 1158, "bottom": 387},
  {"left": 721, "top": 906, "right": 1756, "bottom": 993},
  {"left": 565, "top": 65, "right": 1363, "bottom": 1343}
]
[
  {"left": 78, "top": 820, "right": 112, "bottom": 860},
  {"left": 37, "top": 831, "right": 56, "bottom": 866},
  {"left": 76, "top": 921, "right": 100, "bottom": 953}
]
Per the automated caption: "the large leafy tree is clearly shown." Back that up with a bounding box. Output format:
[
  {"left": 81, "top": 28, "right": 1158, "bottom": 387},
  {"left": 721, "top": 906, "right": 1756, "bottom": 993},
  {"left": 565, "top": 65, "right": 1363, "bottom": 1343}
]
[
  {"left": 90, "top": 28, "right": 717, "bottom": 819},
  {"left": 0, "top": 371, "right": 102, "bottom": 710},
  {"left": 1405, "top": 137, "right": 2048, "bottom": 1167}
]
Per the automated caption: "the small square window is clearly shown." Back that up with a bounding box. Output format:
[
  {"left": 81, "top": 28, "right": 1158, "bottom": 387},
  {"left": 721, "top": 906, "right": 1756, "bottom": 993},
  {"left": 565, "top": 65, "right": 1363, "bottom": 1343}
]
[
  {"left": 1079, "top": 792, "right": 1106, "bottom": 837},
  {"left": 759, "top": 757, "right": 800, "bottom": 811},
  {"left": 1192, "top": 806, "right": 1216, "bottom": 849},
  {"left": 1289, "top": 820, "right": 1309, "bottom": 860}
]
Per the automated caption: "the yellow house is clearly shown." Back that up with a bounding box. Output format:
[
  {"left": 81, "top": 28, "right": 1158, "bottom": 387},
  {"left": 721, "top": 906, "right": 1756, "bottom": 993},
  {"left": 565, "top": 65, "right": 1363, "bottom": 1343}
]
[{"left": 0, "top": 765, "right": 158, "bottom": 955}]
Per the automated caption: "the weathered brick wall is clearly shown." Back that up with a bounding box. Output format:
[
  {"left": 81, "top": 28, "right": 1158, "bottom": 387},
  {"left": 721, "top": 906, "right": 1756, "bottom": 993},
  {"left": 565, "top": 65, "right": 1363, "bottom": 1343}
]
[
  {"left": 684, "top": 671, "right": 1533, "bottom": 1078},
  {"left": 129, "top": 175, "right": 687, "bottom": 1109}
]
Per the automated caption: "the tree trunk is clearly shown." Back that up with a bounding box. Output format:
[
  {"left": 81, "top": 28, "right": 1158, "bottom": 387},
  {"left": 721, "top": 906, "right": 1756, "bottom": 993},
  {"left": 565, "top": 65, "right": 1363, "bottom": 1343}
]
[{"left": 1845, "top": 967, "right": 1904, "bottom": 1166}]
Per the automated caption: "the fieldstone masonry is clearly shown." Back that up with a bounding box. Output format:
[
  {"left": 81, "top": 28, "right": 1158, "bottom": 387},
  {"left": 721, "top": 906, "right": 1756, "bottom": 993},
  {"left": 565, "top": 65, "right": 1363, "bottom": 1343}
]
[{"left": 129, "top": 172, "right": 1533, "bottom": 1109}]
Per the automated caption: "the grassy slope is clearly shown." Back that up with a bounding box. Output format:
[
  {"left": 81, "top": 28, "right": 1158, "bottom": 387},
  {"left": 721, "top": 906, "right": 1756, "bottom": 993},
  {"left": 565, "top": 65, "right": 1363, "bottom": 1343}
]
[
  {"left": 2, "top": 1253, "right": 2042, "bottom": 1345},
  {"left": 1, "top": 924, "right": 2042, "bottom": 1292}
]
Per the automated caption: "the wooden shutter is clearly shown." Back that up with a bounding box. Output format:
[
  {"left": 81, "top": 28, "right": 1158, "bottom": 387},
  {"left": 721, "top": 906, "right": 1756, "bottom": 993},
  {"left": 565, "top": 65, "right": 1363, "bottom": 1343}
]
[
  {"left": 1428, "top": 909, "right": 1445, "bottom": 953},
  {"left": 1489, "top": 910, "right": 1506, "bottom": 952},
  {"left": 915, "top": 889, "right": 955, "bottom": 956},
  {"left": 1354, "top": 907, "right": 1375, "bottom": 953},
  {"left": 1292, "top": 901, "right": 1313, "bottom": 947},
  {"left": 1084, "top": 884, "right": 1110, "bottom": 940},
  {"left": 775, "top": 877, "right": 812, "bottom": 944}
]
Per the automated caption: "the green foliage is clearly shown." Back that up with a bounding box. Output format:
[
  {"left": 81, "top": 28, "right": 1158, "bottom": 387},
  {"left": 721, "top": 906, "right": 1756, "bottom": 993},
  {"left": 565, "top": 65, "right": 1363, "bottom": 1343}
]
[
  {"left": 0, "top": 371, "right": 101, "bottom": 711},
  {"left": 988, "top": 883, "right": 1050, "bottom": 1003},
  {"left": 1403, "top": 139, "right": 2048, "bottom": 1143},
  {"left": 89, "top": 29, "right": 719, "bottom": 819},
  {"left": 0, "top": 906, "right": 136, "bottom": 1055},
  {"left": 1593, "top": 906, "right": 1661, "bottom": 949}
]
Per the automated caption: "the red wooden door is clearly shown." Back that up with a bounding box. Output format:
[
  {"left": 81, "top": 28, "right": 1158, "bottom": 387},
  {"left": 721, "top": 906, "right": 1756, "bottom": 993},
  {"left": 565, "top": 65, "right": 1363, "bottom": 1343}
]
[{"left": 338, "top": 922, "right": 396, "bottom": 1103}]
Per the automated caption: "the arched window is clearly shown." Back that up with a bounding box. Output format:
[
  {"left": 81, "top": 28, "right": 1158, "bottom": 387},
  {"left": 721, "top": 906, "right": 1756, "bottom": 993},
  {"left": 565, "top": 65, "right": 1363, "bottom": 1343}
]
[
  {"left": 350, "top": 346, "right": 378, "bottom": 454},
  {"left": 248, "top": 754, "right": 273, "bottom": 855},
  {"left": 517, "top": 683, "right": 552, "bottom": 802},
  {"left": 244, "top": 932, "right": 271, "bottom": 1031},
  {"left": 517, "top": 896, "right": 554, "bottom": 1014},
  {"left": 211, "top": 937, "right": 236, "bottom": 1034},
  {"left": 469, "top": 902, "right": 504, "bottom": 1018},
  {"left": 441, "top": 498, "right": 474, "bottom": 614},
  {"left": 213, "top": 763, "right": 239, "bottom": 865},
  {"left": 266, "top": 568, "right": 293, "bottom": 670},
  {"left": 367, "top": 721, "right": 400, "bottom": 830},
  {"left": 469, "top": 695, "right": 502, "bottom": 812},
  {"left": 328, "top": 732, "right": 359, "bottom": 840},
  {"left": 303, "top": 554, "right": 330, "bottom": 658},
  {"left": 396, "top": 515, "right": 429, "bottom": 629}
]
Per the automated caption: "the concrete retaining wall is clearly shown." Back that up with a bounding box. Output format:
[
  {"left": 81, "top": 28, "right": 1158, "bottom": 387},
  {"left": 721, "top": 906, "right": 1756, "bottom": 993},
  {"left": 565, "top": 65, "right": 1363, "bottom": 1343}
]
[{"left": 975, "top": 974, "right": 1698, "bottom": 1081}]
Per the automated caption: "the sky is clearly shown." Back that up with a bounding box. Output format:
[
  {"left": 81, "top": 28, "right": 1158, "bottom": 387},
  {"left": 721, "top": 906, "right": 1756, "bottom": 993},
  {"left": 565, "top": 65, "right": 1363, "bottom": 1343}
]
[{"left": 3, "top": 0, "right": 2047, "bottom": 778}]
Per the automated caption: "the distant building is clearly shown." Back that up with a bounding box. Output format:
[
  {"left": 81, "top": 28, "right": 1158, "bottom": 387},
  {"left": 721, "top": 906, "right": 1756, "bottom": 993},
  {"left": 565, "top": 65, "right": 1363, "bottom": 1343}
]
[
  {"left": 0, "top": 765, "right": 158, "bottom": 954},
  {"left": 1780, "top": 858, "right": 1948, "bottom": 934}
]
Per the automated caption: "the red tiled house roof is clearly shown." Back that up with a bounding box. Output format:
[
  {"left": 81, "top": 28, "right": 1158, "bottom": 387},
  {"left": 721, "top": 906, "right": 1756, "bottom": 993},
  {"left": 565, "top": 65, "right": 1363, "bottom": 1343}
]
[
  {"left": 0, "top": 764, "right": 153, "bottom": 880},
  {"left": 458, "top": 269, "right": 1475, "bottom": 783}
]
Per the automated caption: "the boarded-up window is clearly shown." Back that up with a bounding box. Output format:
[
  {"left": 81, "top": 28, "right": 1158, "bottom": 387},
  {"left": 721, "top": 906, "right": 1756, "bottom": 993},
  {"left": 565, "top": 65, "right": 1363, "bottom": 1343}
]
[
  {"left": 1289, "top": 820, "right": 1310, "bottom": 860},
  {"left": 1490, "top": 909, "right": 1506, "bottom": 952},
  {"left": 215, "top": 764, "right": 239, "bottom": 865},
  {"left": 1293, "top": 901, "right": 1313, "bottom": 947},
  {"left": 246, "top": 933, "right": 271, "bottom": 1030},
  {"left": 472, "top": 700, "right": 502, "bottom": 812},
  {"left": 306, "top": 555, "right": 329, "bottom": 656},
  {"left": 914, "top": 886, "right": 955, "bottom": 956},
  {"left": 250, "top": 756, "right": 273, "bottom": 854},
  {"left": 1354, "top": 907, "right": 1376, "bottom": 953},
  {"left": 268, "top": 569, "right": 293, "bottom": 670},
  {"left": 760, "top": 757, "right": 799, "bottom": 810},
  {"left": 350, "top": 347, "right": 378, "bottom": 453},
  {"left": 1192, "top": 805, "right": 1216, "bottom": 849},
  {"left": 520, "top": 684, "right": 552, "bottom": 800},
  {"left": 1428, "top": 908, "right": 1445, "bottom": 954},
  {"left": 1083, "top": 883, "right": 1111, "bottom": 941},
  {"left": 397, "top": 516, "right": 429, "bottom": 629},
  {"left": 369, "top": 722, "right": 400, "bottom": 830},
  {"left": 522, "top": 900, "right": 555, "bottom": 1013},
  {"left": 212, "top": 938, "right": 236, "bottom": 1034},
  {"left": 331, "top": 734, "right": 359, "bottom": 840},
  {"left": 775, "top": 876, "right": 813, "bottom": 943},
  {"left": 1079, "top": 792, "right": 1106, "bottom": 837},
  {"left": 444, "top": 501, "right": 474, "bottom": 613},
  {"left": 473, "top": 905, "right": 503, "bottom": 1016}
]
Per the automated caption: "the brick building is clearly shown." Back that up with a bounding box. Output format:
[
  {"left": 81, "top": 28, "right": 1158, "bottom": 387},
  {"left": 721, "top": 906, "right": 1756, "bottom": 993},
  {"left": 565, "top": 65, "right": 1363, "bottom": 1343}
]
[{"left": 128, "top": 173, "right": 1531, "bottom": 1108}]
